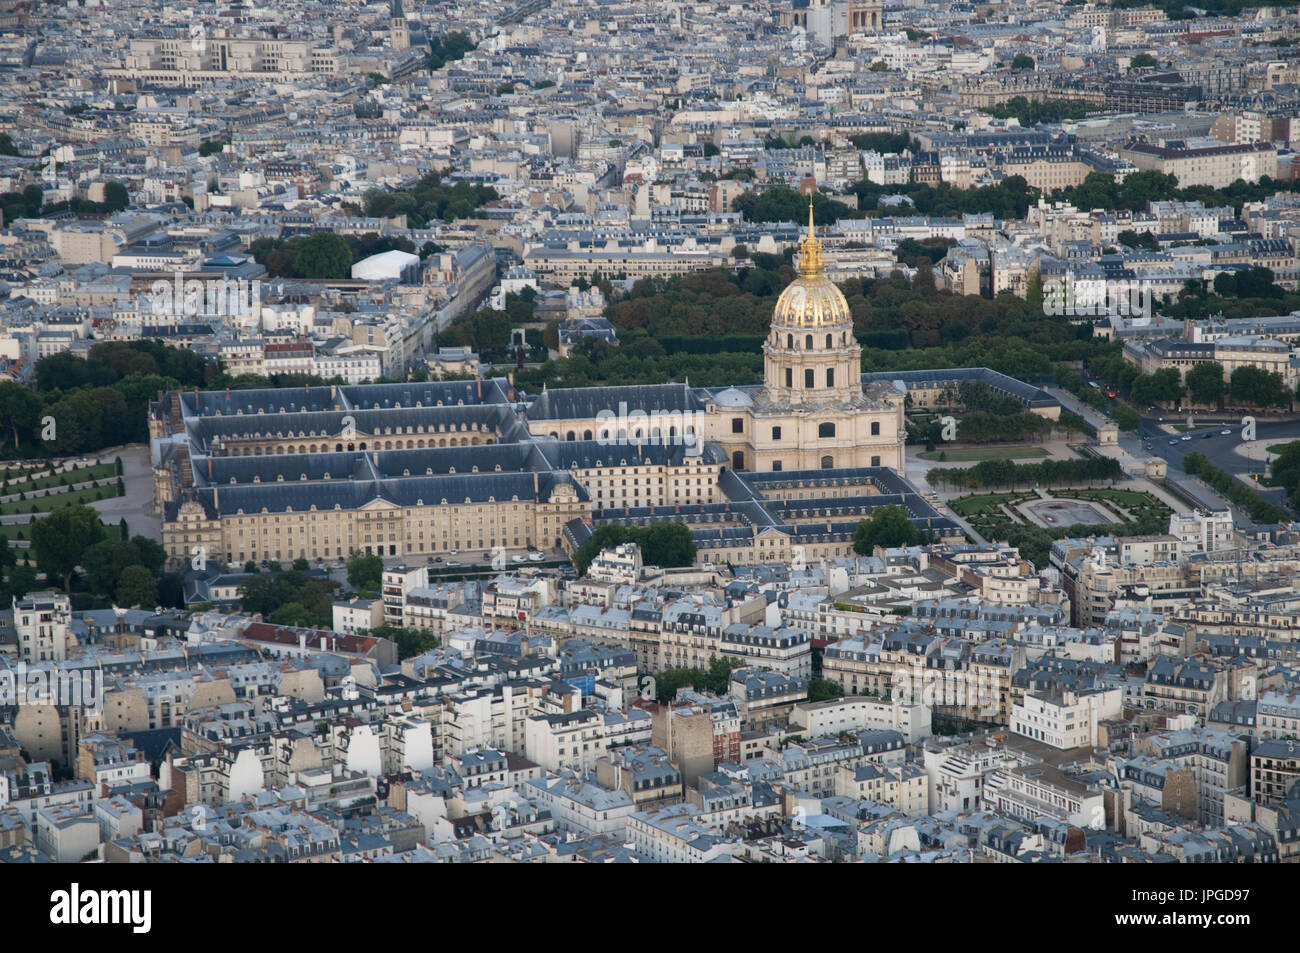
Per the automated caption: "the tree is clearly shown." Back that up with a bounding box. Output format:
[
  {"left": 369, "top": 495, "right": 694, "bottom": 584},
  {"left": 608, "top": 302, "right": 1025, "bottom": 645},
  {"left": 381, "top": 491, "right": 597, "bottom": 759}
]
[
  {"left": 371, "top": 625, "right": 440, "bottom": 660},
  {"left": 853, "top": 505, "right": 920, "bottom": 554},
  {"left": 1185, "top": 361, "right": 1227, "bottom": 406},
  {"left": 1112, "top": 404, "right": 1141, "bottom": 432},
  {"left": 293, "top": 231, "right": 353, "bottom": 279},
  {"left": 808, "top": 678, "right": 844, "bottom": 703},
  {"left": 1230, "top": 365, "right": 1290, "bottom": 407},
  {"left": 30, "top": 505, "right": 106, "bottom": 592},
  {"left": 102, "top": 181, "right": 129, "bottom": 212},
  {"left": 80, "top": 540, "right": 141, "bottom": 596},
  {"left": 1130, "top": 52, "right": 1157, "bottom": 69},
  {"left": 1010, "top": 54, "right": 1035, "bottom": 71},
  {"left": 116, "top": 565, "right": 157, "bottom": 608},
  {"left": 0, "top": 382, "right": 40, "bottom": 449},
  {"left": 347, "top": 552, "right": 384, "bottom": 591}
]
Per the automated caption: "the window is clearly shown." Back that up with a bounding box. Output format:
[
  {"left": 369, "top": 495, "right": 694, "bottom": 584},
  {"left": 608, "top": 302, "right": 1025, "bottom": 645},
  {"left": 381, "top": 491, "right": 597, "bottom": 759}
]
[
  {"left": 731, "top": 417, "right": 744, "bottom": 434},
  {"left": 826, "top": 333, "right": 833, "bottom": 348},
  {"left": 821, "top": 455, "right": 833, "bottom": 469},
  {"left": 826, "top": 368, "right": 834, "bottom": 387},
  {"left": 786, "top": 368, "right": 793, "bottom": 387},
  {"left": 772, "top": 426, "right": 781, "bottom": 440},
  {"left": 805, "top": 369, "right": 814, "bottom": 388},
  {"left": 818, "top": 422, "right": 835, "bottom": 438},
  {"left": 871, "top": 455, "right": 881, "bottom": 467},
  {"left": 805, "top": 334, "right": 813, "bottom": 349},
  {"left": 772, "top": 461, "right": 782, "bottom": 471},
  {"left": 871, "top": 421, "right": 880, "bottom": 436},
  {"left": 732, "top": 451, "right": 745, "bottom": 470}
]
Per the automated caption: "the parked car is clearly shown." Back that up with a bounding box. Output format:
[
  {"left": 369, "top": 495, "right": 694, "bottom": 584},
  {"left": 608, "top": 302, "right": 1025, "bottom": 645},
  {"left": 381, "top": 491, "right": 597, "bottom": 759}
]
[{"left": 1220, "top": 429, "right": 1232, "bottom": 436}]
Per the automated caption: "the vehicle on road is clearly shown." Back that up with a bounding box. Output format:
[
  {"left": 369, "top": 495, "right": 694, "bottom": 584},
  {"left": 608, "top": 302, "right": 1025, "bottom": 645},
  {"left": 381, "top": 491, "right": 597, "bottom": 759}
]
[
  {"left": 1220, "top": 429, "right": 1232, "bottom": 435},
  {"left": 1168, "top": 439, "right": 1179, "bottom": 446},
  {"left": 1180, "top": 435, "right": 1192, "bottom": 442},
  {"left": 528, "top": 552, "right": 544, "bottom": 561}
]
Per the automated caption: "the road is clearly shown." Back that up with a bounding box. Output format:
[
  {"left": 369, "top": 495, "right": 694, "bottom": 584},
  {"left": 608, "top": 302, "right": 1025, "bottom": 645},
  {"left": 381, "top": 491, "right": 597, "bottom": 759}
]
[{"left": 1133, "top": 414, "right": 1297, "bottom": 478}]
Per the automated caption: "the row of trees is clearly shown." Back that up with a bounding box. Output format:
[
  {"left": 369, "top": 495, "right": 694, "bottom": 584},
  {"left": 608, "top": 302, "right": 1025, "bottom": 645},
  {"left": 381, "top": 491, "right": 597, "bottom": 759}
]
[
  {"left": 979, "top": 97, "right": 1101, "bottom": 125},
  {"left": 929, "top": 456, "right": 1124, "bottom": 490},
  {"left": 1182, "top": 453, "right": 1288, "bottom": 523}
]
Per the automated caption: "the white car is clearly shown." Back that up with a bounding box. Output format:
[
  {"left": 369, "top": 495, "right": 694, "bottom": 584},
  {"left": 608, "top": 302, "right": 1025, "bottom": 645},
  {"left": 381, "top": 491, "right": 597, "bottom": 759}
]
[
  {"left": 528, "top": 552, "right": 544, "bottom": 561},
  {"left": 512, "top": 554, "right": 525, "bottom": 562},
  {"left": 448, "top": 549, "right": 458, "bottom": 556},
  {"left": 1220, "top": 429, "right": 1232, "bottom": 435},
  {"left": 447, "top": 560, "right": 461, "bottom": 567}
]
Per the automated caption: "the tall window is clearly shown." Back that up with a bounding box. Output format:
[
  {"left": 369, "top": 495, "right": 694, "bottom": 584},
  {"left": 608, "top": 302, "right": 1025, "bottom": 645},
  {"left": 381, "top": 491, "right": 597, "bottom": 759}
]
[
  {"left": 805, "top": 369, "right": 814, "bottom": 388},
  {"left": 732, "top": 450, "right": 745, "bottom": 470},
  {"left": 732, "top": 417, "right": 744, "bottom": 434},
  {"left": 821, "top": 455, "right": 833, "bottom": 469},
  {"left": 786, "top": 368, "right": 793, "bottom": 388},
  {"left": 826, "top": 368, "right": 834, "bottom": 387},
  {"left": 826, "top": 333, "right": 833, "bottom": 348},
  {"left": 805, "top": 334, "right": 813, "bottom": 349},
  {"left": 772, "top": 426, "right": 782, "bottom": 440},
  {"left": 871, "top": 421, "right": 880, "bottom": 435}
]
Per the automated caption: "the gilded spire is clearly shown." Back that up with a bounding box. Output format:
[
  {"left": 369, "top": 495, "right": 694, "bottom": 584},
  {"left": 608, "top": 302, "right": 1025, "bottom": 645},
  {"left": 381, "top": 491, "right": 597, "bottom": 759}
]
[{"left": 800, "top": 197, "right": 823, "bottom": 277}]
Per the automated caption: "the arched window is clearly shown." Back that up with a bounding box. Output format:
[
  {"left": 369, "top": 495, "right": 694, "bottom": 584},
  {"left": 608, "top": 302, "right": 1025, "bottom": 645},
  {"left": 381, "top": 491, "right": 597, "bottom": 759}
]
[
  {"left": 583, "top": 429, "right": 593, "bottom": 440},
  {"left": 732, "top": 450, "right": 745, "bottom": 471},
  {"left": 805, "top": 369, "right": 814, "bottom": 388},
  {"left": 821, "top": 455, "right": 834, "bottom": 469},
  {"left": 826, "top": 333, "right": 833, "bottom": 348},
  {"left": 818, "top": 422, "right": 836, "bottom": 438},
  {"left": 805, "top": 334, "right": 813, "bottom": 350}
]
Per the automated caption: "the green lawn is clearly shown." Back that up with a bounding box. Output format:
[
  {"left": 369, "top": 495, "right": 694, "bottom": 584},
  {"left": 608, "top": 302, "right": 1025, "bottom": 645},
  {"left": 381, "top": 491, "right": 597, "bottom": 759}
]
[
  {"left": 1266, "top": 443, "right": 1298, "bottom": 455},
  {"left": 0, "top": 463, "right": 116, "bottom": 494},
  {"left": 919, "top": 446, "right": 1049, "bottom": 462},
  {"left": 0, "top": 481, "right": 122, "bottom": 517},
  {"left": 951, "top": 493, "right": 1030, "bottom": 517}
]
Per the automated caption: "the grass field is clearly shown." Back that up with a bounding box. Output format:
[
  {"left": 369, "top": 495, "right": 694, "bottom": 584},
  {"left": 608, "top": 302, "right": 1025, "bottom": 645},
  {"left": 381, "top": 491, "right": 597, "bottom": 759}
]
[
  {"left": 950, "top": 493, "right": 1031, "bottom": 518},
  {"left": 0, "top": 481, "right": 121, "bottom": 517},
  {"left": 919, "top": 446, "right": 1049, "bottom": 462},
  {"left": 1267, "top": 443, "right": 1299, "bottom": 455},
  {"left": 0, "top": 463, "right": 116, "bottom": 494}
]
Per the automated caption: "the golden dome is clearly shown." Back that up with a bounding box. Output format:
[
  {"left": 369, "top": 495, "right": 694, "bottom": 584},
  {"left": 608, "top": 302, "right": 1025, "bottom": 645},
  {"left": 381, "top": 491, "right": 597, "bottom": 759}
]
[{"left": 771, "top": 201, "right": 850, "bottom": 328}]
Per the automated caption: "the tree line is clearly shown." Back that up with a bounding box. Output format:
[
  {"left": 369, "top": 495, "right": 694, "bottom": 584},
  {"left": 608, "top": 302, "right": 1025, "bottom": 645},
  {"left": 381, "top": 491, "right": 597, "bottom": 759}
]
[
  {"left": 1181, "top": 452, "right": 1288, "bottom": 524},
  {"left": 930, "top": 456, "right": 1124, "bottom": 490}
]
